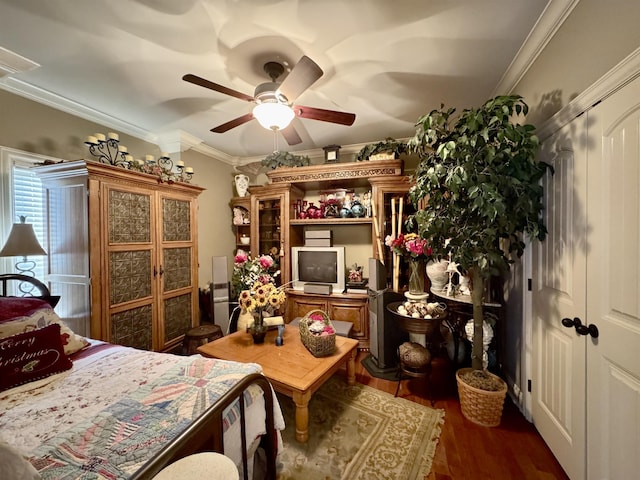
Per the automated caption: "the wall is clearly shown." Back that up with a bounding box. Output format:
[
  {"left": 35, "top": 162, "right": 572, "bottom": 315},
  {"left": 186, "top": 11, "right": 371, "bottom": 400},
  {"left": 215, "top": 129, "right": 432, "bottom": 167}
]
[
  {"left": 0, "top": 89, "right": 236, "bottom": 290},
  {"left": 514, "top": 0, "right": 640, "bottom": 126}
]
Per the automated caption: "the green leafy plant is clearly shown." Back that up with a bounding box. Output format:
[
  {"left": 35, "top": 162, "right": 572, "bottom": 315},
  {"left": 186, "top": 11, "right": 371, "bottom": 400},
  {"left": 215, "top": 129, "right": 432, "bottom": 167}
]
[
  {"left": 355, "top": 137, "right": 407, "bottom": 161},
  {"left": 407, "top": 95, "right": 553, "bottom": 373},
  {"left": 261, "top": 150, "right": 310, "bottom": 169}
]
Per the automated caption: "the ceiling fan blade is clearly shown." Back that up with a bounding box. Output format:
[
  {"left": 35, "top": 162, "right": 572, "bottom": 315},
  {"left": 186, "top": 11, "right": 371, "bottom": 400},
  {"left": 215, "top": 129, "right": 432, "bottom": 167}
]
[
  {"left": 281, "top": 125, "right": 302, "bottom": 145},
  {"left": 183, "top": 74, "right": 254, "bottom": 102},
  {"left": 277, "top": 56, "right": 323, "bottom": 102},
  {"left": 211, "top": 113, "right": 255, "bottom": 133},
  {"left": 294, "top": 105, "right": 356, "bottom": 126}
]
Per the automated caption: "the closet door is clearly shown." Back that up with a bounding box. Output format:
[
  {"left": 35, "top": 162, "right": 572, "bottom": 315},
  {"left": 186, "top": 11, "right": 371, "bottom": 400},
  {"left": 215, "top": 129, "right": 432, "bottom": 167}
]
[
  {"left": 532, "top": 115, "right": 587, "bottom": 480},
  {"left": 585, "top": 76, "right": 640, "bottom": 480}
]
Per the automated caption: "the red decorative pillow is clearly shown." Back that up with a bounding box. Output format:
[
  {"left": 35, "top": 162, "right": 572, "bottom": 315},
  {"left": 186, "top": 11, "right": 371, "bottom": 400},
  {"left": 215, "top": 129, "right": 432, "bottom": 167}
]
[
  {"left": 0, "top": 297, "right": 53, "bottom": 323},
  {"left": 0, "top": 323, "right": 73, "bottom": 392}
]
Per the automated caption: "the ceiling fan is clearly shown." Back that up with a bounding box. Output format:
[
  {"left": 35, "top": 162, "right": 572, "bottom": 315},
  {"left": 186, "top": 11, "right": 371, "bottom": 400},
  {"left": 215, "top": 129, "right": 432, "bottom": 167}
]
[{"left": 182, "top": 55, "right": 356, "bottom": 146}]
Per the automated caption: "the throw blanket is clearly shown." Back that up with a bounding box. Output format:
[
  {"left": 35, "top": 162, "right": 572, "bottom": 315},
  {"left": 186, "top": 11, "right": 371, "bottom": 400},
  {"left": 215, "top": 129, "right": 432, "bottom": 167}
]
[{"left": 0, "top": 344, "right": 269, "bottom": 479}]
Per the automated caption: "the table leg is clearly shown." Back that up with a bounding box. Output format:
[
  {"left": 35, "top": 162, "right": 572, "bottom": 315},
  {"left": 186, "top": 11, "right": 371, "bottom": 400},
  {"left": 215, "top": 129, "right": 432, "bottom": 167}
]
[
  {"left": 292, "top": 390, "right": 311, "bottom": 443},
  {"left": 346, "top": 348, "right": 357, "bottom": 386}
]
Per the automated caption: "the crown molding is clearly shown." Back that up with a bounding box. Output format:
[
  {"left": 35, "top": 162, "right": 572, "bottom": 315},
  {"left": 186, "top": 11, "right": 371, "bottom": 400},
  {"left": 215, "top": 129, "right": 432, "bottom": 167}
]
[
  {"left": 537, "top": 46, "right": 640, "bottom": 141},
  {"left": 0, "top": 77, "right": 156, "bottom": 142},
  {"left": 493, "top": 0, "right": 580, "bottom": 95}
]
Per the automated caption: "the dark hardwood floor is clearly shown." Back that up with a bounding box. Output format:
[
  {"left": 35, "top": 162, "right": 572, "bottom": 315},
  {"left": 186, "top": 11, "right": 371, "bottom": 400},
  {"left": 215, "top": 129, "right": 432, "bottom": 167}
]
[{"left": 351, "top": 350, "right": 570, "bottom": 480}]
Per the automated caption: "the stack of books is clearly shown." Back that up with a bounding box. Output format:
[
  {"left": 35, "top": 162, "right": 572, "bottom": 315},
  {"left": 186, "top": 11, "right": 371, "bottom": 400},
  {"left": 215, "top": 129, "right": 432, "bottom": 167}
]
[{"left": 346, "top": 279, "right": 369, "bottom": 294}]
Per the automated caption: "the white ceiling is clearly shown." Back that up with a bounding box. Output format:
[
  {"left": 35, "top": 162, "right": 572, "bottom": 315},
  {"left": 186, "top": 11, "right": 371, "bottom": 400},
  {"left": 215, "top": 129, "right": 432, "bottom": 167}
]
[{"left": 0, "top": 0, "right": 560, "bottom": 162}]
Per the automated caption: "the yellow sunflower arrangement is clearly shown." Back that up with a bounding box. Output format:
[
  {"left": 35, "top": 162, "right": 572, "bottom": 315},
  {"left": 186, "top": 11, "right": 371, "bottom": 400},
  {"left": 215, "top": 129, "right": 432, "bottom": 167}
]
[{"left": 237, "top": 282, "right": 286, "bottom": 327}]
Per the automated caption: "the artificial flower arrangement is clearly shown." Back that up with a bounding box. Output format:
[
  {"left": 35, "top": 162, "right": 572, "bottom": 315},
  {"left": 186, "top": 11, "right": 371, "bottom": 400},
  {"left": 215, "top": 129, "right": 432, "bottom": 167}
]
[
  {"left": 384, "top": 232, "right": 432, "bottom": 260},
  {"left": 237, "top": 282, "right": 286, "bottom": 320},
  {"left": 231, "top": 252, "right": 280, "bottom": 299},
  {"left": 305, "top": 311, "right": 336, "bottom": 336}
]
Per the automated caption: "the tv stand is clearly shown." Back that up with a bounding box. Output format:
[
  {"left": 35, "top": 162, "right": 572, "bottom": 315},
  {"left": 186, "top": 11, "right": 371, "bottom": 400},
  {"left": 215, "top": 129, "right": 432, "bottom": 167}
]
[{"left": 286, "top": 290, "right": 369, "bottom": 350}]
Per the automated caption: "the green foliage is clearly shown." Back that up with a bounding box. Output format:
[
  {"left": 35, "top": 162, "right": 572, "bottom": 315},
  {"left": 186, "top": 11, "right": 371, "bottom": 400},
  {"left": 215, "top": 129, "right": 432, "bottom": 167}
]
[
  {"left": 356, "top": 137, "right": 408, "bottom": 161},
  {"left": 406, "top": 95, "right": 553, "bottom": 371},
  {"left": 407, "top": 95, "right": 552, "bottom": 279},
  {"left": 261, "top": 151, "right": 311, "bottom": 169}
]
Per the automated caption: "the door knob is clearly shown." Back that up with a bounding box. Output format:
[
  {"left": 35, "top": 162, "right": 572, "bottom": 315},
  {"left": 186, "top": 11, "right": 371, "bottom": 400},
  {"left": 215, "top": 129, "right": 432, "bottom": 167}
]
[{"left": 561, "top": 317, "right": 599, "bottom": 338}]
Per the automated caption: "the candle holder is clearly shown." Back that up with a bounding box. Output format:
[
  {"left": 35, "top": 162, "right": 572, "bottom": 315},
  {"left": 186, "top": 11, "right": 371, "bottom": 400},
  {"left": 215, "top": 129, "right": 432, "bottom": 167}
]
[
  {"left": 85, "top": 132, "right": 194, "bottom": 183},
  {"left": 84, "top": 133, "right": 128, "bottom": 167}
]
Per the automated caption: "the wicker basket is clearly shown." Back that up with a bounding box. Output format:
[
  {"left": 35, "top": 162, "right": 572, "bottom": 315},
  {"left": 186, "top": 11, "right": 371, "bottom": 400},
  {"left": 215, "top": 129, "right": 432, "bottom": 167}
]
[
  {"left": 299, "top": 309, "right": 336, "bottom": 357},
  {"left": 456, "top": 368, "right": 507, "bottom": 427}
]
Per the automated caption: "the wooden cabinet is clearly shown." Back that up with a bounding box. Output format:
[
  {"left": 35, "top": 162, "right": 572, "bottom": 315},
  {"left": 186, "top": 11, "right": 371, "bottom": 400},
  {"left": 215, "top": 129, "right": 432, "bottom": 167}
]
[
  {"left": 229, "top": 196, "right": 251, "bottom": 255},
  {"left": 37, "top": 160, "right": 204, "bottom": 352},
  {"left": 286, "top": 290, "right": 369, "bottom": 348},
  {"left": 249, "top": 184, "right": 303, "bottom": 288},
  {"left": 231, "top": 159, "right": 409, "bottom": 350}
]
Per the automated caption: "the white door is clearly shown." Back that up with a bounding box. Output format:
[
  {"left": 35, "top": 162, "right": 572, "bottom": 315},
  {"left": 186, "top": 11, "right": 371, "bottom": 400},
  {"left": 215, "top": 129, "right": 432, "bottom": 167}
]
[
  {"left": 532, "top": 114, "right": 588, "bottom": 480},
  {"left": 585, "top": 76, "right": 640, "bottom": 480}
]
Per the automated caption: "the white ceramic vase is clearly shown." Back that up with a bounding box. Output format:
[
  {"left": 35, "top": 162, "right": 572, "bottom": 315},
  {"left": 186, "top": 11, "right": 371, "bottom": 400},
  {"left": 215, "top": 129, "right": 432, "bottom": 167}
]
[
  {"left": 234, "top": 174, "right": 249, "bottom": 197},
  {"left": 426, "top": 259, "right": 449, "bottom": 293}
]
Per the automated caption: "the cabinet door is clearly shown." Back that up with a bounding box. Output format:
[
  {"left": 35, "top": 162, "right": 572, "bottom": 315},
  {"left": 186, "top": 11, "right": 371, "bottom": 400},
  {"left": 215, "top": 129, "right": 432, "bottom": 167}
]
[
  {"left": 328, "top": 297, "right": 368, "bottom": 345},
  {"left": 251, "top": 193, "right": 284, "bottom": 286},
  {"left": 289, "top": 295, "right": 327, "bottom": 320},
  {"left": 158, "top": 194, "right": 197, "bottom": 351},
  {"left": 105, "top": 185, "right": 155, "bottom": 351}
]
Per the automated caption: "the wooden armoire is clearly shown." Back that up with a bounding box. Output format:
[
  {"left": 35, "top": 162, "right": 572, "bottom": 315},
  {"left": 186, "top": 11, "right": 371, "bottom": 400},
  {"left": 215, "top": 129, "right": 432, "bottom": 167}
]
[{"left": 37, "top": 160, "right": 204, "bottom": 352}]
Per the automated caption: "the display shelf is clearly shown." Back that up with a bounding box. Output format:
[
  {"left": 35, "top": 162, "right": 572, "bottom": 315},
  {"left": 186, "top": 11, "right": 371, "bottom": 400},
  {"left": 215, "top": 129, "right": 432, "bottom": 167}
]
[{"left": 289, "top": 217, "right": 372, "bottom": 226}]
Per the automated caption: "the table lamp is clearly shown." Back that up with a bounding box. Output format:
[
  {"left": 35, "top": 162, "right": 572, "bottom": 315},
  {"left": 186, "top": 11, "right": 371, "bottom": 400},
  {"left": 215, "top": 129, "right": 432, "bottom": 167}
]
[{"left": 0, "top": 215, "right": 47, "bottom": 278}]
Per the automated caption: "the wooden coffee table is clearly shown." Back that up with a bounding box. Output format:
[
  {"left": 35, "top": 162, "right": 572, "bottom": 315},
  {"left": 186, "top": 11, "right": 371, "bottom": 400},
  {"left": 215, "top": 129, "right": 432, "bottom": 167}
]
[{"left": 197, "top": 325, "right": 359, "bottom": 442}]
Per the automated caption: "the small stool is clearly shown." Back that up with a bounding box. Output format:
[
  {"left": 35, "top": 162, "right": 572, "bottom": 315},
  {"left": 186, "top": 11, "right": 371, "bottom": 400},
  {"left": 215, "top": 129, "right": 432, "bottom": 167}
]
[
  {"left": 182, "top": 324, "right": 223, "bottom": 355},
  {"left": 152, "top": 452, "right": 238, "bottom": 479},
  {"left": 395, "top": 341, "right": 432, "bottom": 398}
]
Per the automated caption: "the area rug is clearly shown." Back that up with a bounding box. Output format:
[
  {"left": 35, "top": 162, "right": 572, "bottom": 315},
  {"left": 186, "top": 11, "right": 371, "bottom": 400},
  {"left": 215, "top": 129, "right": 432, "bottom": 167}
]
[{"left": 275, "top": 376, "right": 445, "bottom": 480}]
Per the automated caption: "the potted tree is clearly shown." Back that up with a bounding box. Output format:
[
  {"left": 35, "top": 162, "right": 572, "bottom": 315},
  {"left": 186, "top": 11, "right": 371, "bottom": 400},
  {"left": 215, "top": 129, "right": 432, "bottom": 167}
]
[{"left": 407, "top": 95, "right": 552, "bottom": 426}]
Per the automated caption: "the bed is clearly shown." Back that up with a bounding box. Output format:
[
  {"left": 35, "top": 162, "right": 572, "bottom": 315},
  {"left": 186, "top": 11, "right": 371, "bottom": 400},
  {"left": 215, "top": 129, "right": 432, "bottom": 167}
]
[{"left": 0, "top": 275, "right": 284, "bottom": 480}]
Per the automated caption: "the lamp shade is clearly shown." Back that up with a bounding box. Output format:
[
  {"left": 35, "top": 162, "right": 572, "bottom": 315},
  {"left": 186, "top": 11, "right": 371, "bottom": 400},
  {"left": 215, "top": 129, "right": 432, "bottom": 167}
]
[
  {"left": 253, "top": 102, "right": 295, "bottom": 130},
  {"left": 0, "top": 217, "right": 47, "bottom": 257}
]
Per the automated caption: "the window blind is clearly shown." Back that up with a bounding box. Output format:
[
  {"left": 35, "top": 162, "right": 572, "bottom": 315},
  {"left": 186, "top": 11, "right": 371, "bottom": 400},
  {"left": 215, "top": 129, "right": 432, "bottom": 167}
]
[{"left": 11, "top": 164, "right": 46, "bottom": 280}]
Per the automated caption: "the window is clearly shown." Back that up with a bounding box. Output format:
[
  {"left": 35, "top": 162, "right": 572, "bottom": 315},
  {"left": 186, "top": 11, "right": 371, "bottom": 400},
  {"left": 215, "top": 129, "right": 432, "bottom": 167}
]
[{"left": 1, "top": 148, "right": 54, "bottom": 287}]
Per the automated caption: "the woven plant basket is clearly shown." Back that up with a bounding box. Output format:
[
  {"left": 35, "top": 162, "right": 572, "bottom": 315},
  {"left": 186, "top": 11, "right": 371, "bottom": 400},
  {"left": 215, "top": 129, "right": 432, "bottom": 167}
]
[
  {"left": 299, "top": 309, "right": 336, "bottom": 357},
  {"left": 456, "top": 368, "right": 507, "bottom": 427}
]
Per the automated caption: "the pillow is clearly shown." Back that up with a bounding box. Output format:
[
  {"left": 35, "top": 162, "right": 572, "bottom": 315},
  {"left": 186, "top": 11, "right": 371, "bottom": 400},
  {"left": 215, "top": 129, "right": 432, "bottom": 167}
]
[
  {"left": 0, "top": 442, "right": 40, "bottom": 480},
  {"left": 0, "top": 323, "right": 73, "bottom": 392},
  {"left": 0, "top": 297, "right": 53, "bottom": 323},
  {"left": 0, "top": 307, "right": 89, "bottom": 356}
]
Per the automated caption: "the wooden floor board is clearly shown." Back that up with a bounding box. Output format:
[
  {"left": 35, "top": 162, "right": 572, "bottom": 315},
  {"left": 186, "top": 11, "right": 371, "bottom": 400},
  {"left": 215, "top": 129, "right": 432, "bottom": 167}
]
[{"left": 351, "top": 351, "right": 570, "bottom": 480}]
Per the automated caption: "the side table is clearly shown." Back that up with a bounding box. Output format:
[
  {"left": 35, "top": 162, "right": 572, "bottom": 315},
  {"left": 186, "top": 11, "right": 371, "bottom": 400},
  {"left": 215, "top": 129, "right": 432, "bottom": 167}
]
[{"left": 430, "top": 289, "right": 503, "bottom": 371}]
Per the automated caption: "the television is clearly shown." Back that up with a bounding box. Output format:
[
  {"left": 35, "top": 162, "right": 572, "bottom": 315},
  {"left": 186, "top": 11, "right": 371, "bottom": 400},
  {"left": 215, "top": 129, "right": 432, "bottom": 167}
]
[{"left": 291, "top": 246, "right": 346, "bottom": 293}]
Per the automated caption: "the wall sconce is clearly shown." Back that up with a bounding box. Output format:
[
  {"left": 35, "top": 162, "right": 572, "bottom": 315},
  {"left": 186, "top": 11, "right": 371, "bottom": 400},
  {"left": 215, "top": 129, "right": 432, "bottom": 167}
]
[{"left": 0, "top": 216, "right": 47, "bottom": 293}]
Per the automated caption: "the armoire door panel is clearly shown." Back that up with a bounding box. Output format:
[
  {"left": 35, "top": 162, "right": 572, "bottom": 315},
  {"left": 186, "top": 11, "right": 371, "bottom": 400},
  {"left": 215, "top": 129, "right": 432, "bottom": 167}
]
[
  {"left": 109, "top": 250, "right": 153, "bottom": 304},
  {"left": 162, "top": 247, "right": 192, "bottom": 292},
  {"left": 162, "top": 293, "right": 193, "bottom": 346},
  {"left": 162, "top": 197, "right": 192, "bottom": 242},
  {"left": 108, "top": 190, "right": 151, "bottom": 244},
  {"left": 110, "top": 304, "right": 153, "bottom": 350}
]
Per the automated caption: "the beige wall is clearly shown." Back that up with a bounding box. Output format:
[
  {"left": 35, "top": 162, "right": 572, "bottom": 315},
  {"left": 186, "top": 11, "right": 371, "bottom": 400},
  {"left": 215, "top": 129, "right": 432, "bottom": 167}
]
[
  {"left": 0, "top": 89, "right": 236, "bottom": 289},
  {"left": 514, "top": 0, "right": 640, "bottom": 126}
]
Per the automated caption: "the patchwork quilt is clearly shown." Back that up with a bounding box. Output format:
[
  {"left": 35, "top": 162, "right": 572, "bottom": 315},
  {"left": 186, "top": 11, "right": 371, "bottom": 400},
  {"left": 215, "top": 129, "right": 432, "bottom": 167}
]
[{"left": 0, "top": 343, "right": 274, "bottom": 479}]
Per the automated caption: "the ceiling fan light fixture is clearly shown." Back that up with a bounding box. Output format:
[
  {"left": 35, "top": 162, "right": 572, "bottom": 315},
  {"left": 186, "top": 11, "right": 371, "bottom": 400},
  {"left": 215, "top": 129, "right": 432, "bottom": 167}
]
[{"left": 253, "top": 102, "right": 295, "bottom": 131}]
